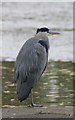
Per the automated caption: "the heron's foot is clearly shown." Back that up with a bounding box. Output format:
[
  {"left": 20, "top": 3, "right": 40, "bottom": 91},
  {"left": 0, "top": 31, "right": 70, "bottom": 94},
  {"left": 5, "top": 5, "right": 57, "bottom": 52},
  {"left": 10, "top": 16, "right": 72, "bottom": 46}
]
[{"left": 28, "top": 103, "right": 43, "bottom": 107}]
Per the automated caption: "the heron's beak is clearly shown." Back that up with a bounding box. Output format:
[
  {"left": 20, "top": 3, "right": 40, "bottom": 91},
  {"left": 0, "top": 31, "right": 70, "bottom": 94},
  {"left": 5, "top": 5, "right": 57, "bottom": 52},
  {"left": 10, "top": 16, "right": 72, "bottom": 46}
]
[{"left": 48, "top": 31, "right": 60, "bottom": 35}]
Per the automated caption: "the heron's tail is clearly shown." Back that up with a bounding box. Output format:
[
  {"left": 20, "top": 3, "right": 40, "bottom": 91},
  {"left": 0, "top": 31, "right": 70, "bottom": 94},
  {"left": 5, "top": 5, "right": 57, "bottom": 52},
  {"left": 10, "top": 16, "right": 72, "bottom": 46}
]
[{"left": 16, "top": 80, "right": 32, "bottom": 102}]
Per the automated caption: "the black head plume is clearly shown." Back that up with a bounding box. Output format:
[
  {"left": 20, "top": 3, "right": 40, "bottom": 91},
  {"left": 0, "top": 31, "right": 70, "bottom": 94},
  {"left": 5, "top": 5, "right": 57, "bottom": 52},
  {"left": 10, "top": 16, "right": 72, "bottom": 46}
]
[{"left": 36, "top": 27, "right": 49, "bottom": 34}]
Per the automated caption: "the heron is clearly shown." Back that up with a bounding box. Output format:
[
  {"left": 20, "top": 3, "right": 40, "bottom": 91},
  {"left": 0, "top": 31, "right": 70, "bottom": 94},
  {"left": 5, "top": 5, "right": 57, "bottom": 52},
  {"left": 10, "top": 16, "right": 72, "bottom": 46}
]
[{"left": 14, "top": 27, "right": 60, "bottom": 107}]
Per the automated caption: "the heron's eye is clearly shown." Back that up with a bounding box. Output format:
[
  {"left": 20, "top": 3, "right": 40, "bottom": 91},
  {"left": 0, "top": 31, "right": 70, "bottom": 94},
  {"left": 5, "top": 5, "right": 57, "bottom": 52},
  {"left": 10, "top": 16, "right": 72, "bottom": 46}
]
[{"left": 38, "top": 40, "right": 48, "bottom": 53}]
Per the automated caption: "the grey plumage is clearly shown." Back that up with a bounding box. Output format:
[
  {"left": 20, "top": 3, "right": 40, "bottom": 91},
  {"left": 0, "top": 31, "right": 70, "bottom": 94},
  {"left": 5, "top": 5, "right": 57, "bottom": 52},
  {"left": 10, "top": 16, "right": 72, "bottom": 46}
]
[{"left": 14, "top": 27, "right": 60, "bottom": 103}]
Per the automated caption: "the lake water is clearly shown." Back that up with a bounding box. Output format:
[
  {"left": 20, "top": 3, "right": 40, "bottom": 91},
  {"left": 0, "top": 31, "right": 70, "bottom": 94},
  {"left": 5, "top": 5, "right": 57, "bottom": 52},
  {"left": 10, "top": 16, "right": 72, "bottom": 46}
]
[
  {"left": 2, "top": 61, "right": 74, "bottom": 107},
  {"left": 1, "top": 2, "right": 74, "bottom": 107}
]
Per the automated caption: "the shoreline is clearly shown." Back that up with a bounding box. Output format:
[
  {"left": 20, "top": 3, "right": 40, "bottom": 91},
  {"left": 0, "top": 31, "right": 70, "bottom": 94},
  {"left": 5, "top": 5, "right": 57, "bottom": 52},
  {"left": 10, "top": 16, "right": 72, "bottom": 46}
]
[{"left": 2, "top": 106, "right": 73, "bottom": 119}]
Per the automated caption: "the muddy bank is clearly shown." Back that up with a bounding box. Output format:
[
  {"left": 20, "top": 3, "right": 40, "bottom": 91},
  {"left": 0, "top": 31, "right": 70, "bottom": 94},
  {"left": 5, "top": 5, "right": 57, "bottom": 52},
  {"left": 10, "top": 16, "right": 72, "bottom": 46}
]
[{"left": 2, "top": 106, "right": 73, "bottom": 119}]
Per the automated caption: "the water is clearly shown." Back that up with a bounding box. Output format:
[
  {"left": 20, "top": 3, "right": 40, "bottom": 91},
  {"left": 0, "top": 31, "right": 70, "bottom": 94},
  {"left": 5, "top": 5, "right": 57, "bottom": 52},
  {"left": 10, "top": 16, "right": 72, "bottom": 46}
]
[
  {"left": 1, "top": 2, "right": 74, "bottom": 107},
  {"left": 2, "top": 61, "right": 74, "bottom": 107},
  {"left": 1, "top": 2, "right": 73, "bottom": 61}
]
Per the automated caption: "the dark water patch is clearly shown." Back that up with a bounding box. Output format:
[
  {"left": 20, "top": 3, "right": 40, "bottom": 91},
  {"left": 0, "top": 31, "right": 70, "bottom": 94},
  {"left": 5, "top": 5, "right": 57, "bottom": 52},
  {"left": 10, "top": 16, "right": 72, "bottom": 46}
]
[{"left": 1, "top": 60, "right": 74, "bottom": 107}]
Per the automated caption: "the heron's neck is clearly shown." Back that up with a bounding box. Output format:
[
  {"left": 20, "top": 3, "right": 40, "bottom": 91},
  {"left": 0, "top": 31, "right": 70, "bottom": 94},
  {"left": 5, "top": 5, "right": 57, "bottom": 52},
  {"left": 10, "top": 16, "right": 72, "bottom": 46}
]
[{"left": 35, "top": 32, "right": 49, "bottom": 48}]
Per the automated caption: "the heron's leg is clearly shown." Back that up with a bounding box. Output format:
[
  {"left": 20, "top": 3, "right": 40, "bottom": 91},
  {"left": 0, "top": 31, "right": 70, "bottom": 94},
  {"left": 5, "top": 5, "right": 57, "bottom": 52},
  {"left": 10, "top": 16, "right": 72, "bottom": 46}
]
[
  {"left": 31, "top": 89, "right": 34, "bottom": 105},
  {"left": 28, "top": 89, "right": 43, "bottom": 107}
]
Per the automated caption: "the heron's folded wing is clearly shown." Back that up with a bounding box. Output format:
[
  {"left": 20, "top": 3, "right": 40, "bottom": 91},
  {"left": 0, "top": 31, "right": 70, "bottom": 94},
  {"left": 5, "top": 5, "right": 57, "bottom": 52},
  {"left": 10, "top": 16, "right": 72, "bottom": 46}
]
[{"left": 14, "top": 42, "right": 47, "bottom": 84}]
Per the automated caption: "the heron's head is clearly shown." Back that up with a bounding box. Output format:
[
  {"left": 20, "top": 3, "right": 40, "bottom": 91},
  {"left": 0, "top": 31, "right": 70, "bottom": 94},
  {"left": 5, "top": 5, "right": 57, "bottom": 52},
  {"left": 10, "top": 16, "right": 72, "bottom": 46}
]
[{"left": 36, "top": 27, "right": 60, "bottom": 35}]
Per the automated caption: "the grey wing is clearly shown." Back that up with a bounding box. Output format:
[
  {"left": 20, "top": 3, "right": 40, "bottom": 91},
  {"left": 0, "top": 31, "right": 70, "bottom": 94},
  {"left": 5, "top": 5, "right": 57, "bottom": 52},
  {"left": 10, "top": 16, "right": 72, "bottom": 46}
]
[{"left": 14, "top": 42, "right": 47, "bottom": 101}]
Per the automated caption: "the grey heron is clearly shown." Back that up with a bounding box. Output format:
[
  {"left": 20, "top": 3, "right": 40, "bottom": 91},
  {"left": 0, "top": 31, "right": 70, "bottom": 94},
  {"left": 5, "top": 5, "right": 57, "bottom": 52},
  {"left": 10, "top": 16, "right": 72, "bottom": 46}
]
[{"left": 14, "top": 27, "right": 60, "bottom": 107}]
